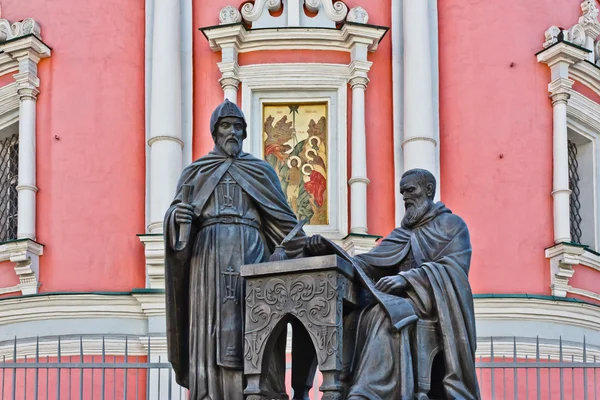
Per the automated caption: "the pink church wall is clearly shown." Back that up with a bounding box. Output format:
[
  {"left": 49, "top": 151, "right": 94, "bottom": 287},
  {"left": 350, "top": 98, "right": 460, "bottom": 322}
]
[
  {"left": 437, "top": 0, "right": 584, "bottom": 295},
  {"left": 0, "top": 1, "right": 146, "bottom": 292},
  {"left": 193, "top": 0, "right": 396, "bottom": 237}
]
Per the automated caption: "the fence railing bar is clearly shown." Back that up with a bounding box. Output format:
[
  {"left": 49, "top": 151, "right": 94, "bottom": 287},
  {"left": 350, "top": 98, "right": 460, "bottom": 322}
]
[
  {"left": 91, "top": 359, "right": 94, "bottom": 400},
  {"left": 491, "top": 337, "right": 495, "bottom": 400},
  {"left": 560, "top": 336, "right": 564, "bottom": 400},
  {"left": 594, "top": 354, "right": 597, "bottom": 400},
  {"left": 146, "top": 337, "right": 150, "bottom": 400},
  {"left": 502, "top": 355, "right": 506, "bottom": 400},
  {"left": 168, "top": 361, "right": 173, "bottom": 400},
  {"left": 513, "top": 337, "right": 518, "bottom": 400},
  {"left": 2, "top": 354, "right": 5, "bottom": 400},
  {"left": 80, "top": 337, "right": 84, "bottom": 400},
  {"left": 101, "top": 337, "right": 105, "bottom": 400},
  {"left": 548, "top": 354, "right": 551, "bottom": 400},
  {"left": 23, "top": 355, "right": 27, "bottom": 400},
  {"left": 113, "top": 355, "right": 116, "bottom": 400},
  {"left": 584, "top": 336, "right": 588, "bottom": 400},
  {"left": 536, "top": 336, "right": 541, "bottom": 400},
  {"left": 135, "top": 356, "right": 139, "bottom": 400},
  {"left": 157, "top": 355, "right": 162, "bottom": 400},
  {"left": 525, "top": 354, "right": 529, "bottom": 400},
  {"left": 571, "top": 354, "right": 575, "bottom": 400},
  {"left": 69, "top": 355, "right": 72, "bottom": 400},
  {"left": 123, "top": 336, "right": 128, "bottom": 400},
  {"left": 45, "top": 356, "right": 48, "bottom": 400},
  {"left": 57, "top": 336, "right": 61, "bottom": 400},
  {"left": 11, "top": 337, "right": 16, "bottom": 400},
  {"left": 34, "top": 337, "right": 39, "bottom": 400}
]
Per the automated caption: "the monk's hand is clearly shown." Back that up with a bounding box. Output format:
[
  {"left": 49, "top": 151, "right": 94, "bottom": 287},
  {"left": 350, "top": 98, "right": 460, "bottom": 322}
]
[
  {"left": 375, "top": 274, "right": 409, "bottom": 295},
  {"left": 175, "top": 203, "right": 195, "bottom": 225},
  {"left": 306, "top": 234, "right": 328, "bottom": 256}
]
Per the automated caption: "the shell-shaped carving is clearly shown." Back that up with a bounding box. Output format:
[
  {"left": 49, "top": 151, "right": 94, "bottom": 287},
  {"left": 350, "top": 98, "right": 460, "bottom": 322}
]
[
  {"left": 569, "top": 24, "right": 587, "bottom": 46},
  {"left": 219, "top": 5, "right": 242, "bottom": 25},
  {"left": 347, "top": 6, "right": 369, "bottom": 24},
  {"left": 241, "top": 0, "right": 282, "bottom": 22}
]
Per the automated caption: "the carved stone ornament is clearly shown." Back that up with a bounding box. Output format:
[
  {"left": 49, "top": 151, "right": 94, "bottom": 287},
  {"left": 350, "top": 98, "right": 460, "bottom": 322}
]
[
  {"left": 239, "top": 0, "right": 352, "bottom": 28},
  {"left": 542, "top": 1, "right": 600, "bottom": 48},
  {"left": 569, "top": 24, "right": 587, "bottom": 47},
  {"left": 304, "top": 0, "right": 348, "bottom": 22},
  {"left": 596, "top": 40, "right": 600, "bottom": 65},
  {"left": 543, "top": 25, "right": 563, "bottom": 48},
  {"left": 347, "top": 6, "right": 369, "bottom": 24},
  {"left": 579, "top": 0, "right": 600, "bottom": 28},
  {"left": 241, "top": 0, "right": 282, "bottom": 22},
  {"left": 219, "top": 5, "right": 243, "bottom": 25},
  {"left": 0, "top": 17, "right": 41, "bottom": 43}
]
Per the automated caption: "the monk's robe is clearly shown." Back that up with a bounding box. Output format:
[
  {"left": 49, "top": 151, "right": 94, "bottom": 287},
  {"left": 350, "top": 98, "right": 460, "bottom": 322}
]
[{"left": 164, "top": 148, "right": 306, "bottom": 399}]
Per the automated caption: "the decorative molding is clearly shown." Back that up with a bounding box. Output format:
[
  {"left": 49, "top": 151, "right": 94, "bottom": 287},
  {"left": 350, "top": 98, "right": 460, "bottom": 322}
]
[
  {"left": 546, "top": 243, "right": 600, "bottom": 300},
  {"left": 305, "top": 0, "right": 348, "bottom": 22},
  {"left": 579, "top": 0, "right": 600, "bottom": 38},
  {"left": 241, "top": 0, "right": 282, "bottom": 21},
  {"left": 540, "top": 1, "right": 600, "bottom": 65},
  {"left": 201, "top": 23, "right": 388, "bottom": 54},
  {"left": 237, "top": 0, "right": 349, "bottom": 29},
  {"left": 220, "top": 5, "right": 242, "bottom": 25},
  {"left": 138, "top": 234, "right": 165, "bottom": 289},
  {"left": 0, "top": 239, "right": 43, "bottom": 296},
  {"left": 238, "top": 63, "right": 349, "bottom": 239},
  {"left": 474, "top": 296, "right": 600, "bottom": 335},
  {"left": 0, "top": 17, "right": 41, "bottom": 43},
  {"left": 147, "top": 135, "right": 184, "bottom": 147},
  {"left": 347, "top": 6, "right": 369, "bottom": 24}
]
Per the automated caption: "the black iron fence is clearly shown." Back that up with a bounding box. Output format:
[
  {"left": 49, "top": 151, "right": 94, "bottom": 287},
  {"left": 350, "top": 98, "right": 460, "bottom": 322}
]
[{"left": 0, "top": 335, "right": 599, "bottom": 399}]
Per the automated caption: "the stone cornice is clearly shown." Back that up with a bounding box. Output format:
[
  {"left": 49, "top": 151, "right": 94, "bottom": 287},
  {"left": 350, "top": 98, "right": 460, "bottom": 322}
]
[
  {"left": 474, "top": 295, "right": 600, "bottom": 332},
  {"left": 200, "top": 22, "right": 388, "bottom": 54},
  {"left": 0, "top": 293, "right": 150, "bottom": 326},
  {"left": 0, "top": 239, "right": 43, "bottom": 296},
  {"left": 546, "top": 242, "right": 600, "bottom": 300}
]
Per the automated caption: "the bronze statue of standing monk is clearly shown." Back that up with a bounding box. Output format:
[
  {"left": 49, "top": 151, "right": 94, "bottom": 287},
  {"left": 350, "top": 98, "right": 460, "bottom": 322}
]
[{"left": 164, "top": 100, "right": 309, "bottom": 399}]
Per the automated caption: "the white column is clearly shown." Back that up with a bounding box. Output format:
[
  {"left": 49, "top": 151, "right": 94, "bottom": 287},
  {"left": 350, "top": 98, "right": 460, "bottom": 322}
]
[
  {"left": 218, "top": 46, "right": 240, "bottom": 104},
  {"left": 402, "top": 0, "right": 437, "bottom": 178},
  {"left": 349, "top": 76, "right": 369, "bottom": 234},
  {"left": 13, "top": 56, "right": 40, "bottom": 241},
  {"left": 549, "top": 79, "right": 574, "bottom": 244},
  {"left": 148, "top": 0, "right": 183, "bottom": 233}
]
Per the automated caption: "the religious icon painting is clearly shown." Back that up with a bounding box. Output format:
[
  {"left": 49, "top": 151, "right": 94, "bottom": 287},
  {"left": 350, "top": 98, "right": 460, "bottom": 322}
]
[{"left": 262, "top": 102, "right": 328, "bottom": 225}]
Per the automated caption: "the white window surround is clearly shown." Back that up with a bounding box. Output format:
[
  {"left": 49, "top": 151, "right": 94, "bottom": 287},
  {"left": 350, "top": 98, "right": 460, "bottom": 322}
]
[
  {"left": 201, "top": 2, "right": 387, "bottom": 251},
  {"left": 240, "top": 65, "right": 347, "bottom": 239},
  {"left": 538, "top": 0, "right": 600, "bottom": 300},
  {"left": 0, "top": 13, "right": 50, "bottom": 296}
]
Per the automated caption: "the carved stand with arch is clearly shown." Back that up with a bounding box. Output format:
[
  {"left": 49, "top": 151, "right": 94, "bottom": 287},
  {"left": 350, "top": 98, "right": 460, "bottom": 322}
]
[{"left": 241, "top": 255, "right": 357, "bottom": 400}]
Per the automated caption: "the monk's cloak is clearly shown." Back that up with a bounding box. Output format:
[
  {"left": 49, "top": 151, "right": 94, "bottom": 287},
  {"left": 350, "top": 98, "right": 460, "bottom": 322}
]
[
  {"left": 164, "top": 149, "right": 306, "bottom": 389},
  {"left": 351, "top": 202, "right": 480, "bottom": 399}
]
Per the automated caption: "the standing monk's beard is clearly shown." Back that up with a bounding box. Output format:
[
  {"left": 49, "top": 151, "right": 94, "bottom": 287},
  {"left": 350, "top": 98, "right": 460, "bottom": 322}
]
[
  {"left": 402, "top": 201, "right": 431, "bottom": 228},
  {"left": 220, "top": 138, "right": 241, "bottom": 156}
]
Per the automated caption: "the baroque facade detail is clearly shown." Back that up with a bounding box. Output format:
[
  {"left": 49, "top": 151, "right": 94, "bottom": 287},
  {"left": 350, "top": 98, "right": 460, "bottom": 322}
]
[{"left": 231, "top": 0, "right": 367, "bottom": 29}]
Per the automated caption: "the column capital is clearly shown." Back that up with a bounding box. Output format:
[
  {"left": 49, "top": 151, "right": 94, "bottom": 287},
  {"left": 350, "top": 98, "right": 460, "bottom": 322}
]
[
  {"left": 548, "top": 77, "right": 574, "bottom": 100},
  {"left": 349, "top": 76, "right": 369, "bottom": 90},
  {"left": 219, "top": 76, "right": 240, "bottom": 91},
  {"left": 551, "top": 93, "right": 571, "bottom": 106}
]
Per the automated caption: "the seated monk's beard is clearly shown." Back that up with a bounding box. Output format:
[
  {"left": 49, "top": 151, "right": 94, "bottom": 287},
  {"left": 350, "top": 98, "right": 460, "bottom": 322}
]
[{"left": 403, "top": 201, "right": 431, "bottom": 228}]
